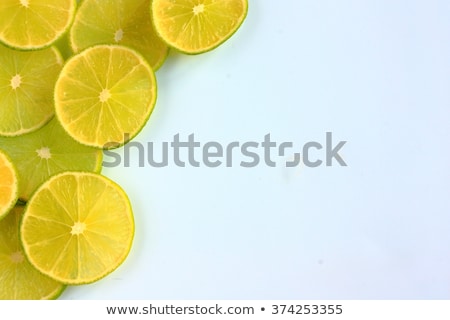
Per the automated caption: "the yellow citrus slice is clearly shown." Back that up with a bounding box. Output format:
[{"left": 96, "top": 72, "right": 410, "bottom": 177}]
[
  {"left": 0, "top": 149, "right": 18, "bottom": 220},
  {"left": 54, "top": 45, "right": 157, "bottom": 149},
  {"left": 0, "top": 206, "right": 65, "bottom": 299},
  {"left": 0, "top": 44, "right": 63, "bottom": 137},
  {"left": 152, "top": 0, "right": 248, "bottom": 54},
  {"left": 0, "top": 118, "right": 103, "bottom": 202},
  {"left": 71, "top": 0, "right": 169, "bottom": 70},
  {"left": 21, "top": 172, "right": 135, "bottom": 285},
  {"left": 0, "top": 0, "right": 77, "bottom": 50}
]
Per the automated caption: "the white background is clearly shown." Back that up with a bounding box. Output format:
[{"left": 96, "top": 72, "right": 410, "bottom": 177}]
[{"left": 62, "top": 0, "right": 450, "bottom": 299}]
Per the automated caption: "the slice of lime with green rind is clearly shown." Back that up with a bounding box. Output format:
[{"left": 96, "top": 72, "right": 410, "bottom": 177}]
[
  {"left": 70, "top": 0, "right": 169, "bottom": 70},
  {"left": 21, "top": 172, "right": 135, "bottom": 285},
  {"left": 0, "top": 118, "right": 103, "bottom": 202},
  {"left": 0, "top": 206, "right": 65, "bottom": 300},
  {"left": 0, "top": 43, "right": 63, "bottom": 137},
  {"left": 55, "top": 45, "right": 157, "bottom": 149},
  {"left": 152, "top": 0, "right": 248, "bottom": 55},
  {"left": 0, "top": 0, "right": 77, "bottom": 50}
]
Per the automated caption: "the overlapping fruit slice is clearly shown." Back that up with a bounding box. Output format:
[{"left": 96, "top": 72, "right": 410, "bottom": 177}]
[
  {"left": 0, "top": 0, "right": 77, "bottom": 50},
  {"left": 0, "top": 118, "right": 103, "bottom": 201},
  {"left": 21, "top": 172, "right": 135, "bottom": 285},
  {"left": 0, "top": 44, "right": 63, "bottom": 137},
  {"left": 152, "top": 0, "right": 248, "bottom": 54},
  {"left": 0, "top": 206, "right": 65, "bottom": 299},
  {"left": 55, "top": 45, "right": 157, "bottom": 149},
  {"left": 71, "top": 0, "right": 169, "bottom": 70}
]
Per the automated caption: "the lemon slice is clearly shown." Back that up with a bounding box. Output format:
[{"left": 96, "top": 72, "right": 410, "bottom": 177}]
[
  {"left": 71, "top": 0, "right": 169, "bottom": 70},
  {"left": 152, "top": 0, "right": 248, "bottom": 54},
  {"left": 0, "top": 44, "right": 63, "bottom": 137},
  {"left": 55, "top": 45, "right": 157, "bottom": 149},
  {"left": 0, "top": 0, "right": 77, "bottom": 50},
  {"left": 0, "top": 118, "right": 103, "bottom": 202},
  {"left": 0, "top": 206, "right": 65, "bottom": 299},
  {"left": 0, "top": 150, "right": 18, "bottom": 220},
  {"left": 21, "top": 172, "right": 135, "bottom": 285}
]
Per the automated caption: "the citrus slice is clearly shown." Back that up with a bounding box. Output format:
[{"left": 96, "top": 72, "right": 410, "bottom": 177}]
[
  {"left": 152, "top": 0, "right": 248, "bottom": 54},
  {"left": 21, "top": 172, "right": 135, "bottom": 285},
  {"left": 0, "top": 150, "right": 18, "bottom": 220},
  {"left": 0, "top": 206, "right": 65, "bottom": 299},
  {"left": 0, "top": 0, "right": 77, "bottom": 50},
  {"left": 0, "top": 118, "right": 103, "bottom": 202},
  {"left": 71, "top": 0, "right": 169, "bottom": 70},
  {"left": 0, "top": 44, "right": 63, "bottom": 137},
  {"left": 55, "top": 45, "right": 157, "bottom": 149}
]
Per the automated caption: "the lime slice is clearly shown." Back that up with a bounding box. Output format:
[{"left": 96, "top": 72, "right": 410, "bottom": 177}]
[
  {"left": 152, "top": 0, "right": 248, "bottom": 54},
  {"left": 0, "top": 206, "right": 65, "bottom": 299},
  {"left": 71, "top": 0, "right": 169, "bottom": 70},
  {"left": 0, "top": 150, "right": 18, "bottom": 220},
  {"left": 0, "top": 0, "right": 77, "bottom": 50},
  {"left": 0, "top": 118, "right": 103, "bottom": 202},
  {"left": 55, "top": 45, "right": 157, "bottom": 149},
  {"left": 21, "top": 172, "right": 135, "bottom": 285},
  {"left": 0, "top": 44, "right": 63, "bottom": 137}
]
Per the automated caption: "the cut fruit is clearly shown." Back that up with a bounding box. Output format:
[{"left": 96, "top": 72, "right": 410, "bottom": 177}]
[
  {"left": 0, "top": 206, "right": 65, "bottom": 299},
  {"left": 0, "top": 43, "right": 63, "bottom": 137},
  {"left": 55, "top": 45, "right": 157, "bottom": 149},
  {"left": 0, "top": 118, "right": 103, "bottom": 202},
  {"left": 0, "top": 149, "right": 18, "bottom": 220},
  {"left": 21, "top": 172, "right": 135, "bottom": 285},
  {"left": 152, "top": 0, "right": 248, "bottom": 54},
  {"left": 0, "top": 0, "right": 77, "bottom": 50},
  {"left": 71, "top": 0, "right": 169, "bottom": 70}
]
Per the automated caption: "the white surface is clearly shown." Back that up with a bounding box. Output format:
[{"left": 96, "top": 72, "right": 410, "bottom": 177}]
[{"left": 62, "top": 0, "right": 450, "bottom": 299}]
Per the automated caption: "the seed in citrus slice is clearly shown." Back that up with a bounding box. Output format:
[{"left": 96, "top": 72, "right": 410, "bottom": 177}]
[
  {"left": 0, "top": 118, "right": 103, "bottom": 202},
  {"left": 71, "top": 0, "right": 169, "bottom": 70},
  {"left": 0, "top": 44, "right": 63, "bottom": 137},
  {"left": 152, "top": 0, "right": 248, "bottom": 54},
  {"left": 21, "top": 172, "right": 135, "bottom": 285},
  {"left": 55, "top": 45, "right": 157, "bottom": 149},
  {"left": 0, "top": 0, "right": 77, "bottom": 50},
  {"left": 0, "top": 206, "right": 65, "bottom": 299},
  {"left": 0, "top": 150, "right": 18, "bottom": 220}
]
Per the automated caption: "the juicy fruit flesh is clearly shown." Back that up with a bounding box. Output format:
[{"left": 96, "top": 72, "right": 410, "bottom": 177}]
[
  {"left": 70, "top": 0, "right": 169, "bottom": 70},
  {"left": 0, "top": 207, "right": 65, "bottom": 300},
  {"left": 0, "top": 118, "right": 103, "bottom": 201},
  {"left": 0, "top": 150, "right": 18, "bottom": 219},
  {"left": 152, "top": 0, "right": 248, "bottom": 54},
  {"left": 55, "top": 45, "right": 157, "bottom": 149},
  {"left": 21, "top": 172, "right": 135, "bottom": 284},
  {"left": 0, "top": 44, "right": 63, "bottom": 137},
  {"left": 0, "top": 0, "right": 76, "bottom": 49}
]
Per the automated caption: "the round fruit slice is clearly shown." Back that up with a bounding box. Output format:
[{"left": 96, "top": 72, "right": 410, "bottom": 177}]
[
  {"left": 0, "top": 150, "right": 18, "bottom": 220},
  {"left": 0, "top": 0, "right": 77, "bottom": 50},
  {"left": 55, "top": 45, "right": 157, "bottom": 149},
  {"left": 0, "top": 118, "right": 103, "bottom": 201},
  {"left": 0, "top": 206, "right": 65, "bottom": 299},
  {"left": 152, "top": 0, "right": 248, "bottom": 54},
  {"left": 21, "top": 172, "right": 135, "bottom": 285},
  {"left": 0, "top": 44, "right": 63, "bottom": 137},
  {"left": 71, "top": 0, "right": 169, "bottom": 70}
]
